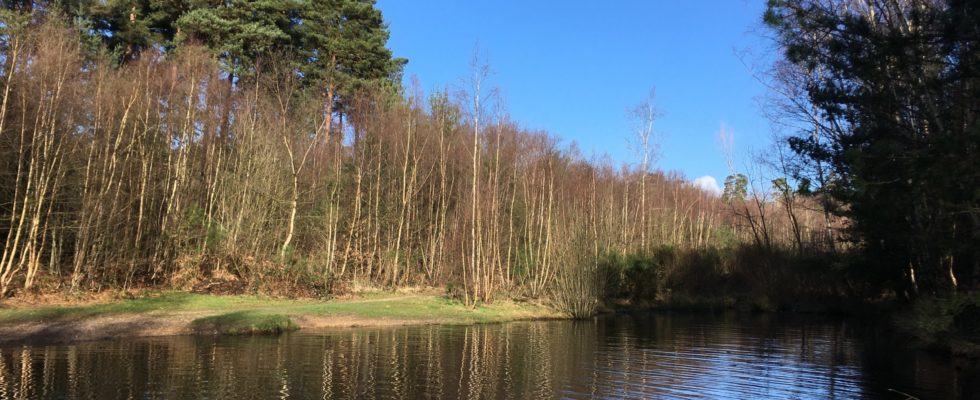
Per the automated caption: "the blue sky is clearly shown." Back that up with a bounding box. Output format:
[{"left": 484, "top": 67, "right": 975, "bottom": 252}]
[{"left": 375, "top": 1, "right": 778, "bottom": 193}]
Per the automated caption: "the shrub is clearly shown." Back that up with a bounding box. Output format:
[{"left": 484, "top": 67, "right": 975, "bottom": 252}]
[{"left": 597, "top": 247, "right": 674, "bottom": 303}]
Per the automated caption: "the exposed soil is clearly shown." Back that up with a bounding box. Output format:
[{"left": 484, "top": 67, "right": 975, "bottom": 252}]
[
  {"left": 0, "top": 311, "right": 212, "bottom": 346},
  {"left": 0, "top": 309, "right": 452, "bottom": 347},
  {"left": 1, "top": 291, "right": 131, "bottom": 309}
]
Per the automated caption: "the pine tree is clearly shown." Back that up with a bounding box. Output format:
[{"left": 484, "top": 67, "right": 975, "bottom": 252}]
[
  {"left": 293, "top": 0, "right": 406, "bottom": 116},
  {"left": 176, "top": 0, "right": 296, "bottom": 80}
]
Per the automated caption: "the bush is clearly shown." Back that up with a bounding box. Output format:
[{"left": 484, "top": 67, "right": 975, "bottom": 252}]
[
  {"left": 665, "top": 248, "right": 726, "bottom": 296},
  {"left": 597, "top": 244, "right": 872, "bottom": 311},
  {"left": 623, "top": 252, "right": 666, "bottom": 302},
  {"left": 550, "top": 231, "right": 600, "bottom": 318},
  {"left": 597, "top": 247, "right": 674, "bottom": 303}
]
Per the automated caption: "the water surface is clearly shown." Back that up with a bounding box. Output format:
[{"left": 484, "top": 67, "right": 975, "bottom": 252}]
[{"left": 0, "top": 312, "right": 973, "bottom": 399}]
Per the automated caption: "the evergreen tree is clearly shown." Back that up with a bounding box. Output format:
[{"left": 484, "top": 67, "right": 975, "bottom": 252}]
[
  {"left": 765, "top": 0, "right": 980, "bottom": 296},
  {"left": 722, "top": 174, "right": 748, "bottom": 204},
  {"left": 293, "top": 0, "right": 406, "bottom": 116},
  {"left": 87, "top": 0, "right": 153, "bottom": 62},
  {"left": 176, "top": 0, "right": 297, "bottom": 80}
]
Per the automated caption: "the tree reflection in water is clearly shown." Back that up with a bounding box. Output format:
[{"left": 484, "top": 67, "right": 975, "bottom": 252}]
[{"left": 0, "top": 313, "right": 975, "bottom": 399}]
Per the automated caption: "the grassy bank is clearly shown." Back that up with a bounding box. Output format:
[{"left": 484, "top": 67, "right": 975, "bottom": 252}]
[
  {"left": 895, "top": 293, "right": 980, "bottom": 357},
  {"left": 0, "top": 291, "right": 562, "bottom": 344}
]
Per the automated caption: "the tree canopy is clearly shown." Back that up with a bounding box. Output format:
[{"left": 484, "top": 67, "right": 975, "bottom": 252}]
[{"left": 3, "top": 0, "right": 406, "bottom": 103}]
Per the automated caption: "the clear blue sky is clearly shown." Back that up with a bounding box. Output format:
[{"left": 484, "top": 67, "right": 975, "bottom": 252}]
[{"left": 375, "top": 0, "right": 777, "bottom": 193}]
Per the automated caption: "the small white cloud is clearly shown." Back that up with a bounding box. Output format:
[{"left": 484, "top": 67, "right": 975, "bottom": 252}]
[{"left": 693, "top": 175, "right": 722, "bottom": 195}]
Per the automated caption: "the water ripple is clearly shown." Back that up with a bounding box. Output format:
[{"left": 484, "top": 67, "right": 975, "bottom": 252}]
[{"left": 0, "top": 313, "right": 972, "bottom": 399}]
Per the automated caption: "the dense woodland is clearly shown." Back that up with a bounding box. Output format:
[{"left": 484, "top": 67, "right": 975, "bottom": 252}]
[
  {"left": 765, "top": 0, "right": 980, "bottom": 297},
  {"left": 0, "top": 0, "right": 976, "bottom": 319}
]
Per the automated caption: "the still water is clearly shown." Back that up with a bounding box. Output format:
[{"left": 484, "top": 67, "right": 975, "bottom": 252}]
[{"left": 0, "top": 312, "right": 974, "bottom": 399}]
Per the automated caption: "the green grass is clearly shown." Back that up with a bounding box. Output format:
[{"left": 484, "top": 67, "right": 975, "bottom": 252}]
[
  {"left": 0, "top": 292, "right": 560, "bottom": 327},
  {"left": 192, "top": 311, "right": 298, "bottom": 335},
  {"left": 285, "top": 296, "right": 556, "bottom": 324},
  {"left": 0, "top": 292, "right": 298, "bottom": 323}
]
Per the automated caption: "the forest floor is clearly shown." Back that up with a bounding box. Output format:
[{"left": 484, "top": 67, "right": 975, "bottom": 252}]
[{"left": 0, "top": 290, "right": 563, "bottom": 346}]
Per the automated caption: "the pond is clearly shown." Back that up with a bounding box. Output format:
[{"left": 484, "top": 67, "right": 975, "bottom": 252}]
[{"left": 0, "top": 312, "right": 974, "bottom": 399}]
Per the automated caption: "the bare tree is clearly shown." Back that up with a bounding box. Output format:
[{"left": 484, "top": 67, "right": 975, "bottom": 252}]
[{"left": 629, "top": 89, "right": 660, "bottom": 251}]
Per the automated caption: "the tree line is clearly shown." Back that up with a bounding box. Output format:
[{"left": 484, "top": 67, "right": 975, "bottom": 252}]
[{"left": 0, "top": 3, "right": 839, "bottom": 315}]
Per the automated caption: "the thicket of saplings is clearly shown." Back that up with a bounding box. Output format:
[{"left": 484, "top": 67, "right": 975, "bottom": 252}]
[{"left": 1, "top": 18, "right": 846, "bottom": 317}]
